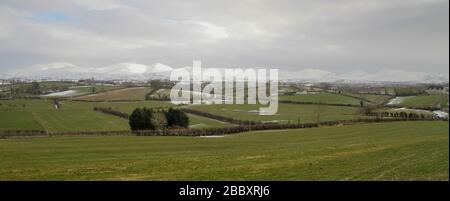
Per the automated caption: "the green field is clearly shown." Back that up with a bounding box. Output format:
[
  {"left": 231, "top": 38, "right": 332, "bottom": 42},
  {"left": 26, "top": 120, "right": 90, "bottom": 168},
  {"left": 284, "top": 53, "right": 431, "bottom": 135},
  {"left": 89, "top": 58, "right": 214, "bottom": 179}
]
[
  {"left": 344, "top": 93, "right": 392, "bottom": 104},
  {"left": 90, "top": 100, "right": 174, "bottom": 114},
  {"left": 280, "top": 92, "right": 363, "bottom": 106},
  {"left": 0, "top": 110, "right": 43, "bottom": 131},
  {"left": 188, "top": 114, "right": 232, "bottom": 128},
  {"left": 187, "top": 103, "right": 367, "bottom": 123},
  {"left": 0, "top": 121, "right": 447, "bottom": 180},
  {"left": 0, "top": 98, "right": 370, "bottom": 132},
  {"left": 396, "top": 95, "right": 449, "bottom": 109},
  {"left": 0, "top": 99, "right": 228, "bottom": 132},
  {"left": 0, "top": 100, "right": 130, "bottom": 132}
]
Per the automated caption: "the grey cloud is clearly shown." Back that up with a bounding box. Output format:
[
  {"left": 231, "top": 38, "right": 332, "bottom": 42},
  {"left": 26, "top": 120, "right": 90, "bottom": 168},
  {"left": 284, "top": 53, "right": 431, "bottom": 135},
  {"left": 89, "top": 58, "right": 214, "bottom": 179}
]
[{"left": 0, "top": 0, "right": 448, "bottom": 77}]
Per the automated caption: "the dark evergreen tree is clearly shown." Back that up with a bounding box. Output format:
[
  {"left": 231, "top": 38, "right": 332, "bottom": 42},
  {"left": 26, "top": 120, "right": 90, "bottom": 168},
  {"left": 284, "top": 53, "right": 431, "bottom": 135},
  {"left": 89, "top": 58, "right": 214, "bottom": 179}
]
[
  {"left": 165, "top": 108, "right": 189, "bottom": 128},
  {"left": 129, "top": 107, "right": 156, "bottom": 130}
]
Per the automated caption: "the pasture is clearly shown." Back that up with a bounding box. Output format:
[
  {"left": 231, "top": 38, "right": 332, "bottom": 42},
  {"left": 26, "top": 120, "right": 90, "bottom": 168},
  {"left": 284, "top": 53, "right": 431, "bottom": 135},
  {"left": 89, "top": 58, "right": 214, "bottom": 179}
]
[
  {"left": 279, "top": 92, "right": 363, "bottom": 106},
  {"left": 0, "top": 99, "right": 129, "bottom": 132},
  {"left": 0, "top": 99, "right": 229, "bottom": 132},
  {"left": 187, "top": 103, "right": 367, "bottom": 123},
  {"left": 0, "top": 121, "right": 447, "bottom": 180},
  {"left": 344, "top": 93, "right": 392, "bottom": 104},
  {"left": 188, "top": 114, "right": 232, "bottom": 128},
  {"left": 395, "top": 95, "right": 449, "bottom": 109}
]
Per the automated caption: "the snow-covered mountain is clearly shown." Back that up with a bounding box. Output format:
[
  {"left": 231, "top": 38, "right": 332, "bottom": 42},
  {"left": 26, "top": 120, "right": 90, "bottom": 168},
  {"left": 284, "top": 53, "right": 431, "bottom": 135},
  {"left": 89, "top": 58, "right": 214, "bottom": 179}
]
[
  {"left": 7, "top": 62, "right": 174, "bottom": 80},
  {"left": 280, "top": 69, "right": 341, "bottom": 82},
  {"left": 5, "top": 62, "right": 449, "bottom": 84},
  {"left": 339, "top": 69, "right": 449, "bottom": 83},
  {"left": 280, "top": 68, "right": 449, "bottom": 84}
]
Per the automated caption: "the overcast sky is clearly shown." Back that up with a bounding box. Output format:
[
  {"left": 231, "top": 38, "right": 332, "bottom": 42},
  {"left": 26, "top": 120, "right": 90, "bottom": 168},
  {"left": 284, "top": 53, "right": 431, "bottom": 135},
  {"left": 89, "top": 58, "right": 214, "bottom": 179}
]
[{"left": 0, "top": 0, "right": 448, "bottom": 74}]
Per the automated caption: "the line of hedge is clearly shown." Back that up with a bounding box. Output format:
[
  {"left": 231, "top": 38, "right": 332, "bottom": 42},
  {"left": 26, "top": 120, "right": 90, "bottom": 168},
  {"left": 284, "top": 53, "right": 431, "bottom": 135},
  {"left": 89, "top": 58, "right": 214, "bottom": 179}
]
[
  {"left": 73, "top": 99, "right": 146, "bottom": 103},
  {"left": 367, "top": 111, "right": 447, "bottom": 120},
  {"left": 337, "top": 93, "right": 375, "bottom": 104},
  {"left": 1, "top": 117, "right": 445, "bottom": 138},
  {"left": 93, "top": 107, "right": 130, "bottom": 119},
  {"left": 384, "top": 105, "right": 443, "bottom": 112},
  {"left": 2, "top": 107, "right": 446, "bottom": 138},
  {"left": 0, "top": 130, "right": 47, "bottom": 138},
  {"left": 181, "top": 108, "right": 259, "bottom": 125},
  {"left": 145, "top": 97, "right": 171, "bottom": 101},
  {"left": 0, "top": 129, "right": 132, "bottom": 139},
  {"left": 279, "top": 100, "right": 359, "bottom": 107},
  {"left": 134, "top": 117, "right": 443, "bottom": 136}
]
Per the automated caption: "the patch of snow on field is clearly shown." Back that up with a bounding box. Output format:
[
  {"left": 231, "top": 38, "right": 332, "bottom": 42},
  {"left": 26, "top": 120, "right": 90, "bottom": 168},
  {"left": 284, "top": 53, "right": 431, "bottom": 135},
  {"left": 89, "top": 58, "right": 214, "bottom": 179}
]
[
  {"left": 199, "top": 135, "right": 225, "bottom": 138},
  {"left": 387, "top": 97, "right": 411, "bottom": 105},
  {"left": 69, "top": 86, "right": 92, "bottom": 88},
  {"left": 433, "top": 111, "right": 448, "bottom": 119},
  {"left": 261, "top": 120, "right": 286, "bottom": 123},
  {"left": 393, "top": 107, "right": 431, "bottom": 114},
  {"left": 43, "top": 90, "right": 78, "bottom": 97}
]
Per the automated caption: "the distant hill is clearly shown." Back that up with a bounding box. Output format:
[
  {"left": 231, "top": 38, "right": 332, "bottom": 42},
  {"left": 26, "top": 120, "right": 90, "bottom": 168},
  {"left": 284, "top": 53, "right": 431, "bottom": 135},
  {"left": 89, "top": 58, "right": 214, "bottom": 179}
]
[{"left": 5, "top": 62, "right": 449, "bottom": 84}]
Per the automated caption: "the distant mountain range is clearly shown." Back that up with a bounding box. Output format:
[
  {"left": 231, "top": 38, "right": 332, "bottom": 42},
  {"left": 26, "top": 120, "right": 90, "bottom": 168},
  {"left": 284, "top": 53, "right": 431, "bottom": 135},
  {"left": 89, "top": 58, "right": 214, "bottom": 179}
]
[
  {"left": 279, "top": 68, "right": 449, "bottom": 84},
  {"left": 6, "top": 62, "right": 174, "bottom": 81},
  {"left": 3, "top": 62, "right": 449, "bottom": 84}
]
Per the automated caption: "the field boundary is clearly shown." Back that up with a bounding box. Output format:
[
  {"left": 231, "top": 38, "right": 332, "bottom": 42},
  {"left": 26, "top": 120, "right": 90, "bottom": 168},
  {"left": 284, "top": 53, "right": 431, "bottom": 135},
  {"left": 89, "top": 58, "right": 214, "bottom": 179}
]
[
  {"left": 1, "top": 118, "right": 446, "bottom": 138},
  {"left": 278, "top": 100, "right": 360, "bottom": 107},
  {"left": 330, "top": 92, "right": 375, "bottom": 104},
  {"left": 2, "top": 106, "right": 446, "bottom": 139},
  {"left": 181, "top": 108, "right": 260, "bottom": 125},
  {"left": 93, "top": 107, "right": 130, "bottom": 119}
]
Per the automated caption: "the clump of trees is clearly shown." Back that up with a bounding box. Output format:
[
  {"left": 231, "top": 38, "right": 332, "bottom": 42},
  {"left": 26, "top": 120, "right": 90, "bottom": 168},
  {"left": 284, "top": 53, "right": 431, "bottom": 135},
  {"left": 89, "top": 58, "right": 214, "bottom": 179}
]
[
  {"left": 128, "top": 107, "right": 189, "bottom": 131},
  {"left": 165, "top": 108, "right": 189, "bottom": 128},
  {"left": 129, "top": 107, "right": 156, "bottom": 130}
]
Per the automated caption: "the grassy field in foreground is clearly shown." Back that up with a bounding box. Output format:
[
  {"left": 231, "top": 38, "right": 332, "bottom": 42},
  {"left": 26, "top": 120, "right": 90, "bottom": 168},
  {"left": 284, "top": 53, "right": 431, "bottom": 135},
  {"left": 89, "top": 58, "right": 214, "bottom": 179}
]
[{"left": 0, "top": 121, "right": 447, "bottom": 180}]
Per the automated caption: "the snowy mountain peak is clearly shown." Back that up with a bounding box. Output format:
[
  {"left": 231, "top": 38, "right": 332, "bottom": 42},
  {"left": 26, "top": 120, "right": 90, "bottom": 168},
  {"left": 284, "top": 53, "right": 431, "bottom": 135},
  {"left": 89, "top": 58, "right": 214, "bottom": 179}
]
[
  {"left": 151, "top": 63, "right": 173, "bottom": 73},
  {"left": 4, "top": 62, "right": 449, "bottom": 83},
  {"left": 36, "top": 62, "right": 76, "bottom": 71}
]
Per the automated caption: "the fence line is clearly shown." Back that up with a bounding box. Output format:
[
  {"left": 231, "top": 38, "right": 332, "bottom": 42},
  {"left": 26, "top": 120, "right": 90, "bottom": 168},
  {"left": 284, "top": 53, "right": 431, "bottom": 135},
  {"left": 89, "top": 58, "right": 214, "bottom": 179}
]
[{"left": 2, "top": 108, "right": 446, "bottom": 138}]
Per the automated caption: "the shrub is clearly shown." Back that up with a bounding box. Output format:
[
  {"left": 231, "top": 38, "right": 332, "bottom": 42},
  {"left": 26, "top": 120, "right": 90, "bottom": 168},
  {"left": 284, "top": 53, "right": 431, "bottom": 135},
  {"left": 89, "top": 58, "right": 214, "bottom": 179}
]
[
  {"left": 129, "top": 107, "right": 157, "bottom": 130},
  {"left": 165, "top": 108, "right": 189, "bottom": 128}
]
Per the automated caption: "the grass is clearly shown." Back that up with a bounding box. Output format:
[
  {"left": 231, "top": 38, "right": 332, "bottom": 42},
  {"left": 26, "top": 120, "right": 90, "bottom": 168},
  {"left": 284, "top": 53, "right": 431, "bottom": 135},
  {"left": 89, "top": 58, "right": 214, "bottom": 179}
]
[
  {"left": 188, "top": 114, "right": 232, "bottom": 128},
  {"left": 186, "top": 103, "right": 367, "bottom": 123},
  {"left": 74, "top": 87, "right": 153, "bottom": 101},
  {"left": 90, "top": 101, "right": 174, "bottom": 114},
  {"left": 0, "top": 99, "right": 228, "bottom": 132},
  {"left": 0, "top": 110, "right": 43, "bottom": 130},
  {"left": 345, "top": 93, "right": 392, "bottom": 104},
  {"left": 0, "top": 100, "right": 129, "bottom": 132},
  {"left": 280, "top": 92, "right": 363, "bottom": 106},
  {"left": 397, "top": 95, "right": 449, "bottom": 109},
  {"left": 0, "top": 121, "right": 447, "bottom": 180}
]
